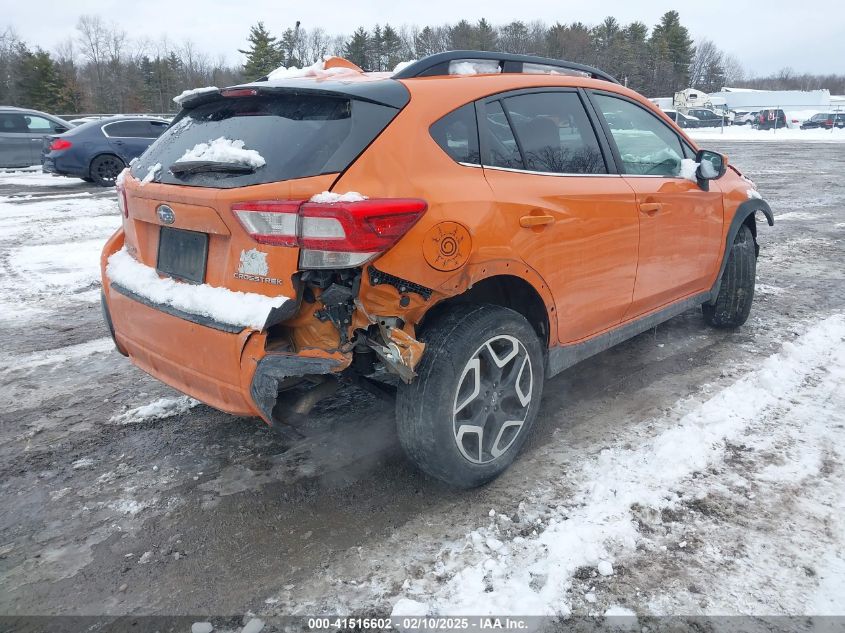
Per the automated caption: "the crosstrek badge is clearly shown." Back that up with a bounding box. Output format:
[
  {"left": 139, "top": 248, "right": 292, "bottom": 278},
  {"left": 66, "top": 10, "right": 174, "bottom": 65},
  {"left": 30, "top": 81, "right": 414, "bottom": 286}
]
[{"left": 234, "top": 248, "right": 284, "bottom": 286}]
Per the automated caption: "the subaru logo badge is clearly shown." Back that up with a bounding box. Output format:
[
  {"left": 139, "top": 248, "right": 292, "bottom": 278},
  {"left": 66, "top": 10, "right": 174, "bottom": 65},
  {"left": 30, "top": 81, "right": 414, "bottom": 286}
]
[{"left": 157, "top": 204, "right": 175, "bottom": 225}]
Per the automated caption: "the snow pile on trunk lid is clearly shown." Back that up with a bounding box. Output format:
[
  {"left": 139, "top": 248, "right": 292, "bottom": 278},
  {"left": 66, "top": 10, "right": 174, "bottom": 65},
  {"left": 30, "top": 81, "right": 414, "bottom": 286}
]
[
  {"left": 173, "top": 137, "right": 266, "bottom": 169},
  {"left": 267, "top": 56, "right": 360, "bottom": 81},
  {"left": 309, "top": 191, "right": 368, "bottom": 203},
  {"left": 106, "top": 248, "right": 288, "bottom": 330},
  {"left": 173, "top": 86, "right": 219, "bottom": 105}
]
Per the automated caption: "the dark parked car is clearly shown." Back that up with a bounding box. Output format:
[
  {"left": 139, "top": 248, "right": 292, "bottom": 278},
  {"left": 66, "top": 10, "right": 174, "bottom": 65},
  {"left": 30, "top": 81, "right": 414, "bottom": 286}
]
[
  {"left": 820, "top": 113, "right": 845, "bottom": 129},
  {"left": 664, "top": 109, "right": 700, "bottom": 128},
  {"left": 683, "top": 108, "right": 730, "bottom": 127},
  {"left": 1, "top": 107, "right": 72, "bottom": 168},
  {"left": 42, "top": 116, "right": 169, "bottom": 186},
  {"left": 800, "top": 113, "right": 831, "bottom": 129},
  {"left": 755, "top": 109, "right": 787, "bottom": 130}
]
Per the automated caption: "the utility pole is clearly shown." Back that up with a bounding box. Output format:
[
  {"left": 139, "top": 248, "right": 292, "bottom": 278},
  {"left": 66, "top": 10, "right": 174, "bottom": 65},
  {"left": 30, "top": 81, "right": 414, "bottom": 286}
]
[{"left": 287, "top": 21, "right": 301, "bottom": 68}]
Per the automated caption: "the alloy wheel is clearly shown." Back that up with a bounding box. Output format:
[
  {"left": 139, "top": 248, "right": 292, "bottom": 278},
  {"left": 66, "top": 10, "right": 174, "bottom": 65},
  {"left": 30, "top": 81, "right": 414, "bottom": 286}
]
[{"left": 452, "top": 334, "right": 533, "bottom": 464}]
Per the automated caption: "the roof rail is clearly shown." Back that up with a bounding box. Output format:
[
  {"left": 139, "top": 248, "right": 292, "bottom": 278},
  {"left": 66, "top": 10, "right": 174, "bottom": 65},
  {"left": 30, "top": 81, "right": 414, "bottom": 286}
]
[{"left": 392, "top": 50, "right": 619, "bottom": 84}]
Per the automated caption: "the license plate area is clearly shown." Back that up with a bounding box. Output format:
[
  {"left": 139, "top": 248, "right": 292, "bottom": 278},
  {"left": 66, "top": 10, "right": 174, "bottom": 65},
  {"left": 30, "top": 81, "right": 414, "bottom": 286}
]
[{"left": 156, "top": 227, "right": 208, "bottom": 284}]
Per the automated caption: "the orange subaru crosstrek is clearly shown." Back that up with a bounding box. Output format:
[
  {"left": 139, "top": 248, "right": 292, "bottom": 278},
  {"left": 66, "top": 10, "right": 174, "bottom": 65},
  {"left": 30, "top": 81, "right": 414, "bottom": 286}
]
[{"left": 101, "top": 51, "right": 773, "bottom": 487}]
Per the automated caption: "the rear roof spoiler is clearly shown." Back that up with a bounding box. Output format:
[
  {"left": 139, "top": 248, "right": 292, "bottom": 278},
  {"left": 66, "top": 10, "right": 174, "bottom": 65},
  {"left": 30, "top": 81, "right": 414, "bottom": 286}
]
[
  {"left": 393, "top": 50, "right": 619, "bottom": 84},
  {"left": 177, "top": 79, "right": 410, "bottom": 110}
]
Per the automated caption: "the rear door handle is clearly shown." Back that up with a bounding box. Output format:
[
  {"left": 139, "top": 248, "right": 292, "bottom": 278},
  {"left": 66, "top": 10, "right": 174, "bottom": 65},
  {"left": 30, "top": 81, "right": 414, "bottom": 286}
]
[
  {"left": 520, "top": 215, "right": 555, "bottom": 227},
  {"left": 638, "top": 202, "right": 663, "bottom": 215}
]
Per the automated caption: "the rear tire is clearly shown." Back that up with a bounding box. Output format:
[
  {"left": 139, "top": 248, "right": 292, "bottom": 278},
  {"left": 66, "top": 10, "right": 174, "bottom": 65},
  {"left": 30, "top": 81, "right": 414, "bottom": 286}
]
[
  {"left": 89, "top": 154, "right": 124, "bottom": 187},
  {"left": 396, "top": 305, "right": 545, "bottom": 488},
  {"left": 703, "top": 224, "right": 756, "bottom": 328}
]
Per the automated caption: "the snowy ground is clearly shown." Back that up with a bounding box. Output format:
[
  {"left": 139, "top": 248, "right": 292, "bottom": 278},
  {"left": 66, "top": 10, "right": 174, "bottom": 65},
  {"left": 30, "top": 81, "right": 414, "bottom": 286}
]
[{"left": 1, "top": 144, "right": 844, "bottom": 627}]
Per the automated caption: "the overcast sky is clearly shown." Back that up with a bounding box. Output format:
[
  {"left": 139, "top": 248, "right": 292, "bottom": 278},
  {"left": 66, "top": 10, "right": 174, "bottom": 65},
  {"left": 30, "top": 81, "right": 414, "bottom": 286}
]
[{"left": 5, "top": 0, "right": 844, "bottom": 76}]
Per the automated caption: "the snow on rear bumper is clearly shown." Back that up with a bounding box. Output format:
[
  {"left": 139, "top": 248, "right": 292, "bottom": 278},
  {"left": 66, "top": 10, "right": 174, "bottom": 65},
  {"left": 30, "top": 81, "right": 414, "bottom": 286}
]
[{"left": 106, "top": 247, "right": 293, "bottom": 331}]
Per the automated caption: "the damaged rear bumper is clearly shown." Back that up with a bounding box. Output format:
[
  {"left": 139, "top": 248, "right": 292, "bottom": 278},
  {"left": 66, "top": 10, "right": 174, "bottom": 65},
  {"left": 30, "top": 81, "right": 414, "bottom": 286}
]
[{"left": 102, "top": 280, "right": 352, "bottom": 422}]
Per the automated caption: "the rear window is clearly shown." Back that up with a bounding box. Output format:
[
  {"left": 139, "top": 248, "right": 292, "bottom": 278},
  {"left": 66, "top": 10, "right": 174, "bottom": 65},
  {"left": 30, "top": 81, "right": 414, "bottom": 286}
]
[
  {"left": 429, "top": 103, "right": 480, "bottom": 165},
  {"left": 131, "top": 94, "right": 399, "bottom": 188}
]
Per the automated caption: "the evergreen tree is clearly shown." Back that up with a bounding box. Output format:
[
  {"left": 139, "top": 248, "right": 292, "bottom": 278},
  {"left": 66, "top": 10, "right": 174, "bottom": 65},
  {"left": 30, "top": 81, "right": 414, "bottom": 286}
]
[
  {"left": 414, "top": 26, "right": 440, "bottom": 58},
  {"left": 343, "top": 28, "right": 370, "bottom": 70},
  {"left": 475, "top": 19, "right": 497, "bottom": 51},
  {"left": 620, "top": 22, "right": 650, "bottom": 90},
  {"left": 649, "top": 11, "right": 695, "bottom": 94},
  {"left": 14, "top": 46, "right": 75, "bottom": 112},
  {"left": 370, "top": 25, "right": 384, "bottom": 71},
  {"left": 448, "top": 20, "right": 475, "bottom": 50},
  {"left": 239, "top": 22, "right": 283, "bottom": 79},
  {"left": 279, "top": 23, "right": 302, "bottom": 68},
  {"left": 380, "top": 25, "right": 404, "bottom": 71}
]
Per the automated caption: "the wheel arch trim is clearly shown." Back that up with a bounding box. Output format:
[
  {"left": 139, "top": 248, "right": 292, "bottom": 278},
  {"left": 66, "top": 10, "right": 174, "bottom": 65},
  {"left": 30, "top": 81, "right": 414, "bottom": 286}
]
[
  {"left": 431, "top": 262, "right": 558, "bottom": 345},
  {"left": 710, "top": 198, "right": 773, "bottom": 301}
]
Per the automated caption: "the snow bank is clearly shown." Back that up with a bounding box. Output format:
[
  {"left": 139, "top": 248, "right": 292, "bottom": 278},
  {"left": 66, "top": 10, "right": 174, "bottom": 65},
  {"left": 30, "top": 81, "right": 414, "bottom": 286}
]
[
  {"left": 0, "top": 169, "right": 87, "bottom": 187},
  {"left": 309, "top": 191, "right": 368, "bottom": 203},
  {"left": 267, "top": 57, "right": 359, "bottom": 81},
  {"left": 174, "top": 137, "right": 265, "bottom": 169},
  {"left": 689, "top": 127, "right": 845, "bottom": 143},
  {"left": 106, "top": 248, "right": 289, "bottom": 330},
  {"left": 110, "top": 395, "right": 200, "bottom": 425},
  {"left": 389, "top": 314, "right": 845, "bottom": 615},
  {"left": 0, "top": 338, "right": 113, "bottom": 374},
  {"left": 173, "top": 86, "right": 218, "bottom": 105}
]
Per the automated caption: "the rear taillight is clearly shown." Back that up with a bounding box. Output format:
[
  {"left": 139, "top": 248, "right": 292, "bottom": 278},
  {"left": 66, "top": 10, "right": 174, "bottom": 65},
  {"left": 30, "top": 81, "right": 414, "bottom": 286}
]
[
  {"left": 232, "top": 198, "right": 428, "bottom": 269},
  {"left": 49, "top": 138, "right": 72, "bottom": 151}
]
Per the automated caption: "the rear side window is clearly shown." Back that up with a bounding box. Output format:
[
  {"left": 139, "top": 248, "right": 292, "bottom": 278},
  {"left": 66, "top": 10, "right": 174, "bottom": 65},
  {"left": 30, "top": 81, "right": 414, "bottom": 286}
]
[
  {"left": 148, "top": 121, "right": 169, "bottom": 137},
  {"left": 430, "top": 104, "right": 479, "bottom": 165},
  {"left": 501, "top": 92, "right": 606, "bottom": 174},
  {"left": 132, "top": 94, "right": 400, "bottom": 188},
  {"left": 105, "top": 121, "right": 156, "bottom": 138},
  {"left": 483, "top": 101, "right": 523, "bottom": 169}
]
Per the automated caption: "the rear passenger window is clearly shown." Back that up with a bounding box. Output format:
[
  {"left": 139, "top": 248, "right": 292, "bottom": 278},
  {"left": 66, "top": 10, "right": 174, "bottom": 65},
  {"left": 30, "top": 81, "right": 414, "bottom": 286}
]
[
  {"left": 483, "top": 101, "right": 523, "bottom": 169},
  {"left": 104, "top": 121, "right": 155, "bottom": 138},
  {"left": 429, "top": 104, "right": 480, "bottom": 165},
  {"left": 502, "top": 92, "right": 606, "bottom": 174}
]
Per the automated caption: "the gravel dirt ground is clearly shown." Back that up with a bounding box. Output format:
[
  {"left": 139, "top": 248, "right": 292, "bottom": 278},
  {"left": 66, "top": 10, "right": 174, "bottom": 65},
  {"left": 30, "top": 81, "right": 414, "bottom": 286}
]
[{"left": 0, "top": 142, "right": 843, "bottom": 622}]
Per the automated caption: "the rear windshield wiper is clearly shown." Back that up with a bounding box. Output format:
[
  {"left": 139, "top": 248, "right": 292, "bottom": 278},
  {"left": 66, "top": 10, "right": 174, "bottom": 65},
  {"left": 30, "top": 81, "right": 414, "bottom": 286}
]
[{"left": 170, "top": 161, "right": 256, "bottom": 175}]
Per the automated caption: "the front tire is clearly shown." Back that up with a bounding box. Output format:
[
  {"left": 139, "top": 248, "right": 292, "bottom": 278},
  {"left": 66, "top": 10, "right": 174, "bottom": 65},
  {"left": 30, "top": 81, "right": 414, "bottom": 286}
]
[
  {"left": 396, "top": 305, "right": 545, "bottom": 488},
  {"left": 89, "top": 154, "right": 125, "bottom": 187},
  {"left": 703, "top": 224, "right": 756, "bottom": 328}
]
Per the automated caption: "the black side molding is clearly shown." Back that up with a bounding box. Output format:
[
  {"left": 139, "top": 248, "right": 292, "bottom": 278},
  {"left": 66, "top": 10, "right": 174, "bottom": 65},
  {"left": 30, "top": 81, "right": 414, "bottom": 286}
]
[{"left": 546, "top": 292, "right": 710, "bottom": 377}]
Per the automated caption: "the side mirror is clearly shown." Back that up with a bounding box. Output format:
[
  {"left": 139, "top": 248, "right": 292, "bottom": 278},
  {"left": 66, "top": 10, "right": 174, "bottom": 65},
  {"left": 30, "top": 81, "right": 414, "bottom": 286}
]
[{"left": 695, "top": 149, "right": 727, "bottom": 190}]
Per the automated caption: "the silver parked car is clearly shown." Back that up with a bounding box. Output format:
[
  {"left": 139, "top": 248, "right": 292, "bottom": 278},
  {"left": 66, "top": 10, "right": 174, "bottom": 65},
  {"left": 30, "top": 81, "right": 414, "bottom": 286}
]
[{"left": 0, "top": 107, "right": 73, "bottom": 168}]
